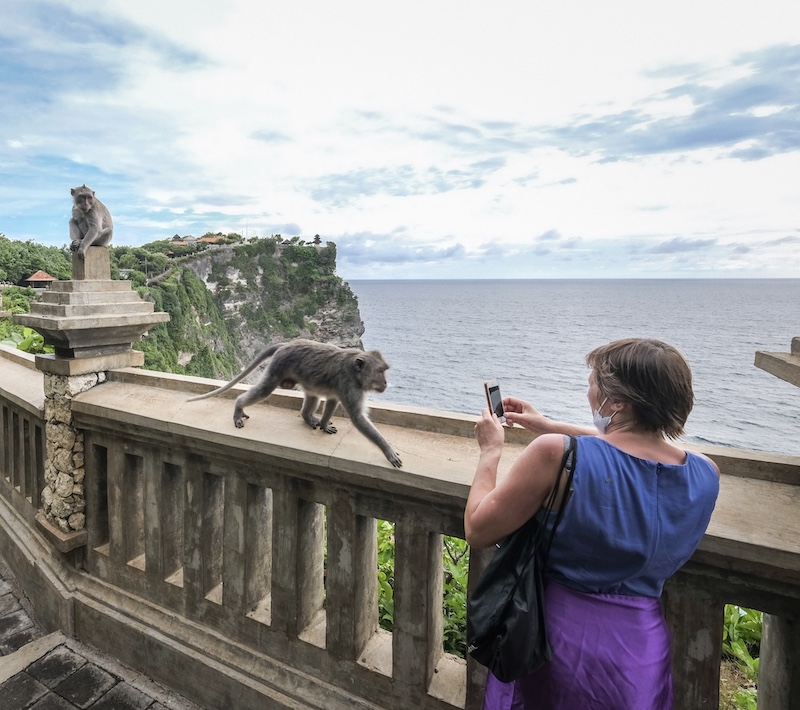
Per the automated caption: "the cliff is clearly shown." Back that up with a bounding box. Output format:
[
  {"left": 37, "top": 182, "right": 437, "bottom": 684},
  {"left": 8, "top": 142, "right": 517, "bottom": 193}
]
[{"left": 134, "top": 237, "right": 365, "bottom": 381}]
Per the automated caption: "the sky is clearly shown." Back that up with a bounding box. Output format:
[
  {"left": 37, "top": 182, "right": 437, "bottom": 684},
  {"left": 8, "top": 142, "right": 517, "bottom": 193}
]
[{"left": 1, "top": 1, "right": 799, "bottom": 280}]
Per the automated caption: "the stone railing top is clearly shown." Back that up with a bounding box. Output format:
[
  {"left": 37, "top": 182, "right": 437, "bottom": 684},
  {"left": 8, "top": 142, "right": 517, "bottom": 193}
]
[
  {"left": 0, "top": 344, "right": 45, "bottom": 415},
  {"left": 755, "top": 336, "right": 800, "bottom": 389}
]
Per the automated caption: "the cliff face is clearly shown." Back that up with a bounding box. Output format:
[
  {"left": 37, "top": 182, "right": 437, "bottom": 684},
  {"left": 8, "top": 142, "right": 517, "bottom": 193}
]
[{"left": 138, "top": 238, "right": 365, "bottom": 380}]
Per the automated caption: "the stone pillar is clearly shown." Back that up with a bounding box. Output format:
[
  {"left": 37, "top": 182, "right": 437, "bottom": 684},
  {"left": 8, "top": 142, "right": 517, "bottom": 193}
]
[
  {"left": 760, "top": 614, "right": 800, "bottom": 710},
  {"left": 14, "top": 247, "right": 169, "bottom": 551},
  {"left": 37, "top": 372, "right": 105, "bottom": 549}
]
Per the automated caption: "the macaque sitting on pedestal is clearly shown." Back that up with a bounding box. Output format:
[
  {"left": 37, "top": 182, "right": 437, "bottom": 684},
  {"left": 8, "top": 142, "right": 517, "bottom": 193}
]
[{"left": 69, "top": 185, "right": 113, "bottom": 259}]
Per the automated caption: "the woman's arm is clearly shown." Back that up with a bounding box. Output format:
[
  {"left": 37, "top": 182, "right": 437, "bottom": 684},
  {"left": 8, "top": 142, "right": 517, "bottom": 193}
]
[
  {"left": 465, "top": 411, "right": 566, "bottom": 548},
  {"left": 503, "top": 396, "right": 595, "bottom": 437}
]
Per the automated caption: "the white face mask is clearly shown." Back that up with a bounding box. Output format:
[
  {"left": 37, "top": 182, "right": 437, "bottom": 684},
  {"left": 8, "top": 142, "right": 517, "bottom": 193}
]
[{"left": 592, "top": 397, "right": 616, "bottom": 434}]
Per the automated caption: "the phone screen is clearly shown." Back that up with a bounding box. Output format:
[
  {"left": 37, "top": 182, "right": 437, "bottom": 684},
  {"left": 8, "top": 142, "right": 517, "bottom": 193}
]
[{"left": 486, "top": 382, "right": 505, "bottom": 421}]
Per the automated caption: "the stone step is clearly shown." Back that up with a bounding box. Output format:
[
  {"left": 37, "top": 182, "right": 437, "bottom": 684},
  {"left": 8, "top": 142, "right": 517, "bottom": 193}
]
[
  {"left": 20, "top": 311, "right": 169, "bottom": 331},
  {"left": 29, "top": 302, "right": 155, "bottom": 317},
  {"left": 38, "top": 290, "right": 143, "bottom": 306},
  {"left": 49, "top": 280, "right": 134, "bottom": 294}
]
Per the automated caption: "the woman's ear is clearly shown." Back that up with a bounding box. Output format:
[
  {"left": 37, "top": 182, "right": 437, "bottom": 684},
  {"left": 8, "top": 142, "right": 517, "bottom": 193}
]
[{"left": 610, "top": 399, "right": 629, "bottom": 414}]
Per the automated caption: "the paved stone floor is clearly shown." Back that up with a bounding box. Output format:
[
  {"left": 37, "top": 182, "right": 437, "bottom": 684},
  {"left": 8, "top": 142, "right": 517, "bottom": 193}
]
[{"left": 0, "top": 554, "right": 203, "bottom": 710}]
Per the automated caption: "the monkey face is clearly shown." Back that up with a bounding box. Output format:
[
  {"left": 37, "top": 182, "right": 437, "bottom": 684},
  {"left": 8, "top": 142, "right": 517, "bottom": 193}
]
[
  {"left": 71, "top": 185, "right": 95, "bottom": 213},
  {"left": 370, "top": 366, "right": 389, "bottom": 393}
]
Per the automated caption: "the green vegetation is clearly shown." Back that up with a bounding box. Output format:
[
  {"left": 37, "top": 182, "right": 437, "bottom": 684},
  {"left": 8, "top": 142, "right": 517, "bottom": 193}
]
[
  {"left": 210, "top": 236, "right": 359, "bottom": 344},
  {"left": 0, "top": 233, "right": 360, "bottom": 377},
  {"left": 0, "top": 325, "right": 53, "bottom": 354},
  {"left": 0, "top": 234, "right": 71, "bottom": 283},
  {"left": 1, "top": 285, "right": 38, "bottom": 314},
  {"left": 0, "top": 233, "right": 70, "bottom": 350},
  {"left": 721, "top": 605, "right": 761, "bottom": 708},
  {"left": 131, "top": 267, "right": 241, "bottom": 378},
  {"left": 377, "top": 521, "right": 470, "bottom": 658}
]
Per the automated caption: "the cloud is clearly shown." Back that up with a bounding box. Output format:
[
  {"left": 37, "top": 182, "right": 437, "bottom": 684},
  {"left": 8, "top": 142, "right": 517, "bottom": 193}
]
[
  {"left": 251, "top": 130, "right": 293, "bottom": 144},
  {"left": 645, "top": 238, "right": 718, "bottom": 254},
  {"left": 0, "top": 1, "right": 206, "bottom": 102},
  {"left": 762, "top": 234, "right": 800, "bottom": 246},
  {"left": 306, "top": 163, "right": 496, "bottom": 207},
  {"left": 545, "top": 44, "right": 800, "bottom": 162},
  {"left": 536, "top": 230, "right": 562, "bottom": 242},
  {"left": 337, "top": 232, "right": 466, "bottom": 266},
  {"left": 0, "top": 1, "right": 798, "bottom": 279}
]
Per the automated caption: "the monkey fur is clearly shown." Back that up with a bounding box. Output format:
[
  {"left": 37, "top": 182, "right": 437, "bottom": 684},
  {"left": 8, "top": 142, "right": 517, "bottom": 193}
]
[
  {"left": 188, "top": 339, "right": 402, "bottom": 468},
  {"left": 69, "top": 185, "right": 113, "bottom": 259}
]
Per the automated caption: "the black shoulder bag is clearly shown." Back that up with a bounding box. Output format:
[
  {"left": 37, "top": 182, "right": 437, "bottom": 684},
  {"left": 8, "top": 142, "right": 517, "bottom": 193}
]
[{"left": 466, "top": 434, "right": 577, "bottom": 683}]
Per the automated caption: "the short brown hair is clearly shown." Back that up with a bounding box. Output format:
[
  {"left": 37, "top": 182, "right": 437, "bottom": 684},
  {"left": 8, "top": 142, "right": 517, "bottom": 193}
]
[{"left": 586, "top": 338, "right": 694, "bottom": 439}]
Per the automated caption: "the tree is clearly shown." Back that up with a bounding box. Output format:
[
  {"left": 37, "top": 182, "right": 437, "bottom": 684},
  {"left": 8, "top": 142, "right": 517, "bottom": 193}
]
[{"left": 0, "top": 235, "right": 71, "bottom": 283}]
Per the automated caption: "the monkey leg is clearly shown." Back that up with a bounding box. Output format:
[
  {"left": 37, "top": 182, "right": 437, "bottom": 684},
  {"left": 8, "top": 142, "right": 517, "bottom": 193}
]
[
  {"left": 301, "top": 395, "right": 322, "bottom": 429},
  {"left": 232, "top": 374, "right": 281, "bottom": 427},
  {"left": 94, "top": 226, "right": 113, "bottom": 247},
  {"left": 77, "top": 227, "right": 112, "bottom": 258},
  {"left": 69, "top": 220, "right": 82, "bottom": 248},
  {"left": 345, "top": 408, "right": 402, "bottom": 468},
  {"left": 317, "top": 398, "right": 339, "bottom": 434}
]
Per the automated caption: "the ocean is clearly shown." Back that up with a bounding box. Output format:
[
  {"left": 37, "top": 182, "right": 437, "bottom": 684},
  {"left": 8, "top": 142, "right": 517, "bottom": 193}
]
[{"left": 348, "top": 279, "right": 800, "bottom": 458}]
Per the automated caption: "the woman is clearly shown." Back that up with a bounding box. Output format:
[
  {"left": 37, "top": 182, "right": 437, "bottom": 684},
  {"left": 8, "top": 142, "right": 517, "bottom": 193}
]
[{"left": 465, "top": 338, "right": 720, "bottom": 710}]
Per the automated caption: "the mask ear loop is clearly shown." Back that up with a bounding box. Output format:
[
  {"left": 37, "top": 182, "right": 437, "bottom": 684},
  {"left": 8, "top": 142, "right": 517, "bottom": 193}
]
[{"left": 593, "top": 398, "right": 616, "bottom": 433}]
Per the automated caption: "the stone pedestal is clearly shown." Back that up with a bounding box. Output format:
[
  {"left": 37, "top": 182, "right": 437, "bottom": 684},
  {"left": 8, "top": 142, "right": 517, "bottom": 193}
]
[
  {"left": 14, "top": 248, "right": 169, "bottom": 375},
  {"left": 12, "top": 246, "right": 170, "bottom": 542}
]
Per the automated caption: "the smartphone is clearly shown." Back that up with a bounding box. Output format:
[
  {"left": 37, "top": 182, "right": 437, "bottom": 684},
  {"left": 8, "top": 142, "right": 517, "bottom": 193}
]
[{"left": 484, "top": 379, "right": 506, "bottom": 423}]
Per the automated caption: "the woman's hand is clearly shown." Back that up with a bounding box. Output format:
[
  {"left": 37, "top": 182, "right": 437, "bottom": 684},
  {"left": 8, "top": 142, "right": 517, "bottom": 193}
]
[
  {"left": 503, "top": 396, "right": 550, "bottom": 433},
  {"left": 474, "top": 407, "right": 505, "bottom": 453}
]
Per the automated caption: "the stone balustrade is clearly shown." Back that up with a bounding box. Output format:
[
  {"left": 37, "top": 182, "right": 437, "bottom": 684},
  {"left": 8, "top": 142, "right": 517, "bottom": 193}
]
[{"left": 1, "top": 344, "right": 799, "bottom": 709}]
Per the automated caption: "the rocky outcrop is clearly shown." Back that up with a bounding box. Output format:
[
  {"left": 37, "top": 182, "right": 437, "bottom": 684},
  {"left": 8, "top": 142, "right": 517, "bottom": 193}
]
[{"left": 150, "top": 238, "right": 365, "bottom": 380}]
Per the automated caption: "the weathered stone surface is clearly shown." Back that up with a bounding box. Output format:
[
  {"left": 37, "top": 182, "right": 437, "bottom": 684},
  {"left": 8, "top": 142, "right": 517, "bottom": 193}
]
[
  {"left": 71, "top": 246, "right": 111, "bottom": 280},
  {"left": 67, "top": 513, "right": 85, "bottom": 530},
  {"left": 53, "top": 450, "right": 73, "bottom": 475},
  {"left": 67, "top": 373, "right": 104, "bottom": 396},
  {"left": 54, "top": 473, "right": 73, "bottom": 499},
  {"left": 47, "top": 422, "right": 77, "bottom": 451},
  {"left": 39, "top": 372, "right": 104, "bottom": 533}
]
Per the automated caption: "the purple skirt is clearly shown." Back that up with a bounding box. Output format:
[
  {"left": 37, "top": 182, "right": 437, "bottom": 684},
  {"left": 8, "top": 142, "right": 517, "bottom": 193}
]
[{"left": 483, "top": 581, "right": 673, "bottom": 710}]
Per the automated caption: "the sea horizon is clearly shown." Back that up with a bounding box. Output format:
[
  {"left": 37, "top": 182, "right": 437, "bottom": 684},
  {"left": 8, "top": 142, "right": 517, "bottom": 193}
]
[
  {"left": 347, "top": 276, "right": 800, "bottom": 281},
  {"left": 349, "top": 278, "right": 800, "bottom": 457}
]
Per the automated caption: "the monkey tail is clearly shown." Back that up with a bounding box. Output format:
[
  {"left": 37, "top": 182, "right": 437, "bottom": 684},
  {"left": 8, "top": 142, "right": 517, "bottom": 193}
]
[{"left": 186, "top": 344, "right": 282, "bottom": 401}]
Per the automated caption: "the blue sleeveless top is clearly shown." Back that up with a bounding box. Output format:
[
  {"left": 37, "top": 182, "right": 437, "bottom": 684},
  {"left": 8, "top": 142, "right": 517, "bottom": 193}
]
[{"left": 540, "top": 436, "right": 719, "bottom": 597}]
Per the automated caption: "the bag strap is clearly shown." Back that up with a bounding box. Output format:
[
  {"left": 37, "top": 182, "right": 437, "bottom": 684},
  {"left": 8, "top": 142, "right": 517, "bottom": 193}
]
[
  {"left": 540, "top": 435, "right": 577, "bottom": 566},
  {"left": 522, "top": 434, "right": 576, "bottom": 570}
]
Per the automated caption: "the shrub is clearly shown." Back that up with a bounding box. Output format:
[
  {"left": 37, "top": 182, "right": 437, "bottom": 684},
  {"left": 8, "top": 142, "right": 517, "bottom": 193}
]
[{"left": 376, "top": 521, "right": 469, "bottom": 657}]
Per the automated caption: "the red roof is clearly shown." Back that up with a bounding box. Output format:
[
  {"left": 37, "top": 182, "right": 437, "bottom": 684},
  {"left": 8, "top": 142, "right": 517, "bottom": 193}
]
[{"left": 26, "top": 270, "right": 57, "bottom": 282}]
